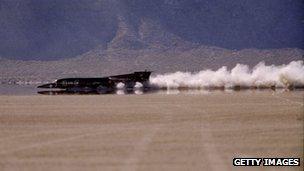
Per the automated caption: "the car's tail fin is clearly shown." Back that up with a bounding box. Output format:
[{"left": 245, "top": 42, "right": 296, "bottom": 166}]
[{"left": 133, "top": 71, "right": 152, "bottom": 82}]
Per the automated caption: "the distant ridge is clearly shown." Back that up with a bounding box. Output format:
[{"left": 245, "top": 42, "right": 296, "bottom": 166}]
[
  {"left": 0, "top": 3, "right": 303, "bottom": 84},
  {"left": 0, "top": 0, "right": 302, "bottom": 60},
  {"left": 0, "top": 45, "right": 303, "bottom": 84}
]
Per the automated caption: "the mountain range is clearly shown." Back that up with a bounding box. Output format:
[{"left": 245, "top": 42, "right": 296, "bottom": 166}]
[{"left": 0, "top": 0, "right": 303, "bottom": 83}]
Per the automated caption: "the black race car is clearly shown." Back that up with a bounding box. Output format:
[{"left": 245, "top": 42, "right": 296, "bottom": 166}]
[{"left": 37, "top": 71, "right": 152, "bottom": 91}]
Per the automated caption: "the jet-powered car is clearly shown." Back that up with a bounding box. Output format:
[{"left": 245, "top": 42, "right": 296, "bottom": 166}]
[{"left": 37, "top": 71, "right": 152, "bottom": 92}]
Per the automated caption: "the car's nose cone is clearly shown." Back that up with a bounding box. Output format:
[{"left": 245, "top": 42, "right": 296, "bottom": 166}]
[{"left": 37, "top": 83, "right": 56, "bottom": 88}]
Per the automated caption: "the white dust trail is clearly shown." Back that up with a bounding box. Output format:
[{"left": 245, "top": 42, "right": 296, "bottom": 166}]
[{"left": 150, "top": 61, "right": 304, "bottom": 89}]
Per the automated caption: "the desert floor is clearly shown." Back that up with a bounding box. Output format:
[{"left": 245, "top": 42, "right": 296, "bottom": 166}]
[{"left": 0, "top": 90, "right": 303, "bottom": 171}]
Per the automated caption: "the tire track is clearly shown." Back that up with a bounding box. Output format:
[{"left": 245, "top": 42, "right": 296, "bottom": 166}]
[
  {"left": 121, "top": 105, "right": 174, "bottom": 171},
  {"left": 193, "top": 107, "right": 229, "bottom": 171}
]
